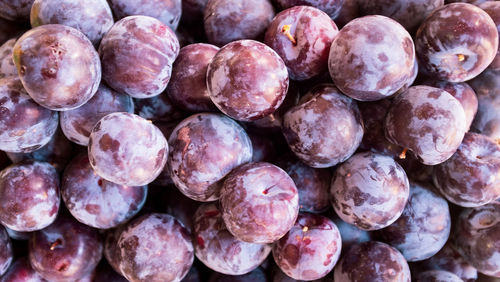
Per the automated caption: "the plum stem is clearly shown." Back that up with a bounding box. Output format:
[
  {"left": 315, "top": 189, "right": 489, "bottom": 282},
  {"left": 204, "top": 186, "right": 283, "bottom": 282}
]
[
  {"left": 302, "top": 226, "right": 309, "bottom": 232},
  {"left": 399, "top": 148, "right": 408, "bottom": 159},
  {"left": 50, "top": 239, "right": 63, "bottom": 251},
  {"left": 281, "top": 25, "right": 297, "bottom": 45}
]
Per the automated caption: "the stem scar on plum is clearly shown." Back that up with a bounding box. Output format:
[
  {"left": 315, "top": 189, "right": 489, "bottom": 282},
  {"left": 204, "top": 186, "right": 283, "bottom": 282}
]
[{"left": 281, "top": 25, "right": 297, "bottom": 46}]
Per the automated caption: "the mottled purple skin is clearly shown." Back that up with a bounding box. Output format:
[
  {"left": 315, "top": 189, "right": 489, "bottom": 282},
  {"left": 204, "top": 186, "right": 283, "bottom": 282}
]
[
  {"left": 421, "top": 79, "right": 478, "bottom": 129},
  {"left": 359, "top": 99, "right": 403, "bottom": 157},
  {"left": 416, "top": 270, "right": 463, "bottom": 282},
  {"left": 99, "top": 16, "right": 180, "bottom": 99},
  {"left": 454, "top": 202, "right": 500, "bottom": 277},
  {"left": 272, "top": 265, "right": 333, "bottom": 282},
  {"left": 385, "top": 85, "right": 467, "bottom": 165},
  {"left": 0, "top": 0, "right": 34, "bottom": 21},
  {"left": 377, "top": 182, "right": 451, "bottom": 261},
  {"left": 108, "top": 0, "right": 181, "bottom": 30},
  {"left": 0, "top": 257, "right": 45, "bottom": 282},
  {"left": 0, "top": 161, "right": 59, "bottom": 232},
  {"left": 359, "top": 0, "right": 444, "bottom": 33},
  {"left": 166, "top": 43, "right": 219, "bottom": 112},
  {"left": 433, "top": 133, "right": 500, "bottom": 207},
  {"left": 193, "top": 203, "right": 271, "bottom": 275},
  {"left": 264, "top": 6, "right": 338, "bottom": 81},
  {"left": 480, "top": 2, "right": 500, "bottom": 71},
  {"left": 328, "top": 15, "right": 415, "bottom": 101},
  {"left": 394, "top": 57, "right": 419, "bottom": 96},
  {"left": 330, "top": 152, "right": 410, "bottom": 231},
  {"left": 220, "top": 162, "right": 299, "bottom": 244},
  {"left": 275, "top": 0, "right": 344, "bottom": 19},
  {"left": 60, "top": 83, "right": 134, "bottom": 146},
  {"left": 335, "top": 0, "right": 360, "bottom": 27},
  {"left": 0, "top": 38, "right": 17, "bottom": 79},
  {"left": 273, "top": 213, "right": 341, "bottom": 280},
  {"left": 0, "top": 225, "right": 13, "bottom": 276},
  {"left": 88, "top": 112, "right": 168, "bottom": 186},
  {"left": 6, "top": 127, "right": 74, "bottom": 172},
  {"left": 469, "top": 70, "right": 500, "bottom": 142},
  {"left": 331, "top": 215, "right": 372, "bottom": 253},
  {"left": 282, "top": 84, "right": 364, "bottom": 168},
  {"left": 13, "top": 24, "right": 101, "bottom": 111},
  {"left": 30, "top": 0, "right": 114, "bottom": 46},
  {"left": 207, "top": 40, "right": 289, "bottom": 121},
  {"left": 334, "top": 241, "right": 411, "bottom": 282},
  {"left": 396, "top": 153, "right": 434, "bottom": 183},
  {"left": 62, "top": 154, "right": 147, "bottom": 229},
  {"left": 149, "top": 119, "right": 179, "bottom": 186},
  {"left": 134, "top": 94, "right": 185, "bottom": 122},
  {"left": 208, "top": 267, "right": 268, "bottom": 282},
  {"left": 278, "top": 156, "right": 331, "bottom": 213},
  {"left": 204, "top": 0, "right": 275, "bottom": 47},
  {"left": 0, "top": 77, "right": 58, "bottom": 153},
  {"left": 168, "top": 113, "right": 252, "bottom": 201},
  {"left": 418, "top": 243, "right": 478, "bottom": 282},
  {"left": 117, "top": 213, "right": 194, "bottom": 282},
  {"left": 415, "top": 3, "right": 498, "bottom": 82},
  {"left": 29, "top": 216, "right": 103, "bottom": 282}
]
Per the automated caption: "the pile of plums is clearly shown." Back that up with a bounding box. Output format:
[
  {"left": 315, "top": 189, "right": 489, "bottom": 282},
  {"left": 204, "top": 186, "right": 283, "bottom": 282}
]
[{"left": 1, "top": 0, "right": 500, "bottom": 281}]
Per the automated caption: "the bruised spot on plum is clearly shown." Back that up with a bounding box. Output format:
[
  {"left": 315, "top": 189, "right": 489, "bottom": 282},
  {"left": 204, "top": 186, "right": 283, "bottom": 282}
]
[
  {"left": 99, "top": 133, "right": 120, "bottom": 152},
  {"left": 284, "top": 244, "right": 300, "bottom": 266},
  {"left": 56, "top": 261, "right": 69, "bottom": 272},
  {"left": 85, "top": 204, "right": 100, "bottom": 215},
  {"left": 378, "top": 53, "right": 388, "bottom": 62}
]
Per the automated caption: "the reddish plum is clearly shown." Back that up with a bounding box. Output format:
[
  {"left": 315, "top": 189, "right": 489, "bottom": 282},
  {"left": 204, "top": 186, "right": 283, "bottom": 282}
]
[
  {"left": 273, "top": 213, "right": 341, "bottom": 280},
  {"left": 0, "top": 77, "right": 58, "bottom": 153},
  {"left": 264, "top": 6, "right": 338, "bottom": 81},
  {"left": 282, "top": 84, "right": 364, "bottom": 168},
  {"left": 193, "top": 203, "right": 271, "bottom": 275},
  {"left": 415, "top": 3, "right": 498, "bottom": 82},
  {"left": 30, "top": 0, "right": 114, "bottom": 46},
  {"left": 207, "top": 40, "right": 289, "bottom": 121},
  {"left": 29, "top": 216, "right": 103, "bottom": 281},
  {"left": 62, "top": 153, "right": 148, "bottom": 229},
  {"left": 334, "top": 241, "right": 411, "bottom": 282},
  {"left": 328, "top": 15, "right": 415, "bottom": 101},
  {"left": 220, "top": 162, "right": 299, "bottom": 244},
  {"left": 117, "top": 213, "right": 194, "bottom": 282},
  {"left": 99, "top": 15, "right": 180, "bottom": 99},
  {"left": 204, "top": 0, "right": 275, "bottom": 47},
  {"left": 88, "top": 112, "right": 168, "bottom": 186},
  {"left": 13, "top": 24, "right": 101, "bottom": 111},
  {"left": 330, "top": 152, "right": 410, "bottom": 231},
  {"left": 0, "top": 161, "right": 59, "bottom": 232},
  {"left": 168, "top": 113, "right": 252, "bottom": 201},
  {"left": 166, "top": 43, "right": 219, "bottom": 112},
  {"left": 433, "top": 132, "right": 500, "bottom": 207},
  {"left": 385, "top": 85, "right": 467, "bottom": 165}
]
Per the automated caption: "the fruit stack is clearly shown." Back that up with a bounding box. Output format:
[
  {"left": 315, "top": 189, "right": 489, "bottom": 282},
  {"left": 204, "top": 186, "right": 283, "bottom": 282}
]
[{"left": 0, "top": 0, "right": 499, "bottom": 281}]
